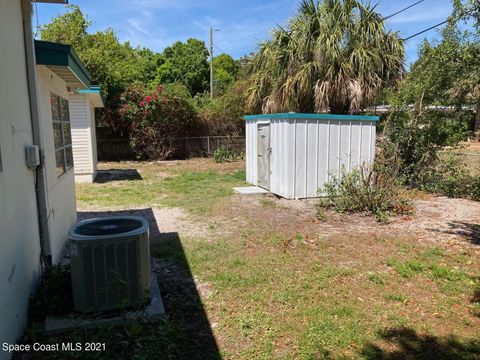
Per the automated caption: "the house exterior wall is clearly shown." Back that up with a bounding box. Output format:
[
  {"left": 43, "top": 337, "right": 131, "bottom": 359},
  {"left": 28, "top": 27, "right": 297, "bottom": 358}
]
[
  {"left": 245, "top": 116, "right": 377, "bottom": 199},
  {"left": 70, "top": 94, "right": 96, "bottom": 182},
  {"left": 90, "top": 105, "right": 98, "bottom": 176},
  {"left": 0, "top": 1, "right": 42, "bottom": 357},
  {"left": 37, "top": 65, "right": 77, "bottom": 263}
]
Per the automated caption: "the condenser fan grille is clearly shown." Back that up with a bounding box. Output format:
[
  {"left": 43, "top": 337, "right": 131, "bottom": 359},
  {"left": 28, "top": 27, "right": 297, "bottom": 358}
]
[{"left": 75, "top": 218, "right": 143, "bottom": 236}]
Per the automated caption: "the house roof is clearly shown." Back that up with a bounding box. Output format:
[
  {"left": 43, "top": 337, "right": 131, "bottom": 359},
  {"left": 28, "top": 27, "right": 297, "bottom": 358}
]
[
  {"left": 243, "top": 113, "right": 380, "bottom": 121},
  {"left": 78, "top": 86, "right": 106, "bottom": 108},
  {"left": 34, "top": 40, "right": 91, "bottom": 90}
]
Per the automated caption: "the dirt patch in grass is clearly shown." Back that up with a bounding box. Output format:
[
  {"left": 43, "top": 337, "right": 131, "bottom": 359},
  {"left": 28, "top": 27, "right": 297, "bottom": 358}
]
[
  {"left": 78, "top": 207, "right": 209, "bottom": 240},
  {"left": 218, "top": 193, "right": 480, "bottom": 252}
]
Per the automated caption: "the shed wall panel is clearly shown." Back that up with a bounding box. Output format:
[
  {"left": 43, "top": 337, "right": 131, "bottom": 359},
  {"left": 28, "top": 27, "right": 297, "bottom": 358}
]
[
  {"left": 370, "top": 123, "right": 376, "bottom": 163},
  {"left": 328, "top": 121, "right": 341, "bottom": 181},
  {"left": 339, "top": 121, "right": 351, "bottom": 171},
  {"left": 285, "top": 120, "right": 296, "bottom": 198},
  {"left": 350, "top": 122, "right": 362, "bottom": 168},
  {"left": 294, "top": 120, "right": 307, "bottom": 198},
  {"left": 306, "top": 120, "right": 318, "bottom": 197},
  {"left": 245, "top": 120, "right": 257, "bottom": 185},
  {"left": 317, "top": 121, "right": 330, "bottom": 193},
  {"left": 360, "top": 121, "right": 369, "bottom": 164},
  {"left": 270, "top": 119, "right": 294, "bottom": 198}
]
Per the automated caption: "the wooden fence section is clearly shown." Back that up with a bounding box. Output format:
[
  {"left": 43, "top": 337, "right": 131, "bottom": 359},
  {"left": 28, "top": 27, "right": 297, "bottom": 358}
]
[{"left": 97, "top": 136, "right": 246, "bottom": 161}]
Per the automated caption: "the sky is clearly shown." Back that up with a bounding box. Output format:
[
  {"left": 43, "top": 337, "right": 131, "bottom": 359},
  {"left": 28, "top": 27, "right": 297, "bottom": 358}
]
[{"left": 34, "top": 0, "right": 455, "bottom": 66}]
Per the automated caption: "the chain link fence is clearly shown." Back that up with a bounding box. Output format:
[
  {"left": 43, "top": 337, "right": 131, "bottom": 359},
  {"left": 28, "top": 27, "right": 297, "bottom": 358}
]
[
  {"left": 97, "top": 136, "right": 246, "bottom": 161},
  {"left": 177, "top": 136, "right": 245, "bottom": 158}
]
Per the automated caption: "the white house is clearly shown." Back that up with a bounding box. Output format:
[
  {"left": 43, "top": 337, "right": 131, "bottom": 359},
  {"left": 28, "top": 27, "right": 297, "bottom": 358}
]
[
  {"left": 70, "top": 86, "right": 104, "bottom": 183},
  {"left": 0, "top": 2, "right": 94, "bottom": 358},
  {"left": 34, "top": 39, "right": 98, "bottom": 263},
  {"left": 244, "top": 113, "right": 378, "bottom": 199}
]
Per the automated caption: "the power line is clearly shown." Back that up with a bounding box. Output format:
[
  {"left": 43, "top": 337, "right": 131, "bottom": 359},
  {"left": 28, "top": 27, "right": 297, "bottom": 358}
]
[
  {"left": 221, "top": 0, "right": 427, "bottom": 49},
  {"left": 214, "top": 44, "right": 227, "bottom": 54},
  {"left": 383, "top": 0, "right": 425, "bottom": 20},
  {"left": 402, "top": 19, "right": 449, "bottom": 40}
]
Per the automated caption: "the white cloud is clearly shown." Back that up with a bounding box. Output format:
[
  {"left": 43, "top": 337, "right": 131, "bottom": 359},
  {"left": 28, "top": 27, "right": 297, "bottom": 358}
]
[{"left": 126, "top": 19, "right": 149, "bottom": 36}]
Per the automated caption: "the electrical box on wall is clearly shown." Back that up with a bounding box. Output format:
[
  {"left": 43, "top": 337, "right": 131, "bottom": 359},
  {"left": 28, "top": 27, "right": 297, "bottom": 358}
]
[{"left": 25, "top": 145, "right": 40, "bottom": 169}]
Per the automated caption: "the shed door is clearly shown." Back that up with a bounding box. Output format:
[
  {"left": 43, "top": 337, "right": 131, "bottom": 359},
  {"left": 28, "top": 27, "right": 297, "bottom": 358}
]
[{"left": 257, "top": 123, "right": 271, "bottom": 190}]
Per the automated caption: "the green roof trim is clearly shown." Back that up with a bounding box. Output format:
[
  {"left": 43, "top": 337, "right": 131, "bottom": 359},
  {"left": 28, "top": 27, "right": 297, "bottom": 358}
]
[
  {"left": 34, "top": 40, "right": 91, "bottom": 88},
  {"left": 243, "top": 113, "right": 380, "bottom": 121},
  {"left": 78, "top": 86, "right": 106, "bottom": 107}
]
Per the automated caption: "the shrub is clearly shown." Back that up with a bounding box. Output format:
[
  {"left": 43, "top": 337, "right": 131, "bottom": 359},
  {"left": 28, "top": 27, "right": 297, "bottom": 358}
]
[
  {"left": 28, "top": 265, "right": 73, "bottom": 323},
  {"left": 213, "top": 146, "right": 238, "bottom": 163},
  {"left": 119, "top": 85, "right": 197, "bottom": 160},
  {"left": 381, "top": 108, "right": 474, "bottom": 188},
  {"left": 318, "top": 145, "right": 413, "bottom": 222},
  {"left": 197, "top": 80, "right": 247, "bottom": 136},
  {"left": 424, "top": 154, "right": 480, "bottom": 200}
]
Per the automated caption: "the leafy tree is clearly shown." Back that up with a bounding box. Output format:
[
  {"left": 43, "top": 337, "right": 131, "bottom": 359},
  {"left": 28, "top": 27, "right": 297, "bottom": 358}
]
[
  {"left": 247, "top": 0, "right": 404, "bottom": 114},
  {"left": 381, "top": 0, "right": 480, "bottom": 191},
  {"left": 153, "top": 39, "right": 210, "bottom": 95},
  {"left": 391, "top": 0, "right": 480, "bottom": 137},
  {"left": 40, "top": 4, "right": 89, "bottom": 50},
  {"left": 213, "top": 54, "right": 239, "bottom": 95}
]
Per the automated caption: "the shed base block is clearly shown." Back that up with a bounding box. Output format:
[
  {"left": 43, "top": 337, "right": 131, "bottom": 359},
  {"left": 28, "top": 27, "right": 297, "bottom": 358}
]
[{"left": 233, "top": 186, "right": 270, "bottom": 195}]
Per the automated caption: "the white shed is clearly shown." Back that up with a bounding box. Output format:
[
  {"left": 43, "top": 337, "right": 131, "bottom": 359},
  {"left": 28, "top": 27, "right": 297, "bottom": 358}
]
[
  {"left": 244, "top": 113, "right": 379, "bottom": 199},
  {"left": 69, "top": 86, "right": 104, "bottom": 183}
]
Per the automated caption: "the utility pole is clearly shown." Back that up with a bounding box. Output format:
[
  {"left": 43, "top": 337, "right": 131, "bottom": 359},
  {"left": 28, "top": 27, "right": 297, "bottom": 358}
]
[{"left": 209, "top": 27, "right": 220, "bottom": 100}]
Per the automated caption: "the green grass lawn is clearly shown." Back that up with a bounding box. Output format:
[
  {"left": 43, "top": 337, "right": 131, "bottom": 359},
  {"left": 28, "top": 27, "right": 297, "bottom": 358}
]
[
  {"left": 21, "top": 159, "right": 480, "bottom": 360},
  {"left": 76, "top": 160, "right": 246, "bottom": 214}
]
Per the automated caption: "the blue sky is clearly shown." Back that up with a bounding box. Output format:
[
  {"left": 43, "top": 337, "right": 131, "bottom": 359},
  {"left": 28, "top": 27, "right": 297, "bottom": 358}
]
[{"left": 34, "top": 0, "right": 454, "bottom": 66}]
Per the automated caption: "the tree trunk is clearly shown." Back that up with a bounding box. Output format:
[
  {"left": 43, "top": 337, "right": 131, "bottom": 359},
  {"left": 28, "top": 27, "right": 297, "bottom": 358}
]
[{"left": 475, "top": 105, "right": 480, "bottom": 141}]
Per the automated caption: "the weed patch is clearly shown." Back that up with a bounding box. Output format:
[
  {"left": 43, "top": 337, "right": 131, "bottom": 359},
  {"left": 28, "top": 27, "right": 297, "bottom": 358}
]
[{"left": 318, "top": 158, "right": 413, "bottom": 223}]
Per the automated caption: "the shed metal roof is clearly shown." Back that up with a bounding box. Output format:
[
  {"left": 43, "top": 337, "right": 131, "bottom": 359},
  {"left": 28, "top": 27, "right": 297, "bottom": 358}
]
[
  {"left": 34, "top": 40, "right": 91, "bottom": 89},
  {"left": 243, "top": 113, "right": 380, "bottom": 121}
]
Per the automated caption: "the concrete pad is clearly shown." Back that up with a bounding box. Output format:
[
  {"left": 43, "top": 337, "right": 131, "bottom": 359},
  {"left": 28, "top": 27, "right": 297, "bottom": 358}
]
[
  {"left": 233, "top": 186, "right": 270, "bottom": 195},
  {"left": 44, "top": 273, "right": 165, "bottom": 335}
]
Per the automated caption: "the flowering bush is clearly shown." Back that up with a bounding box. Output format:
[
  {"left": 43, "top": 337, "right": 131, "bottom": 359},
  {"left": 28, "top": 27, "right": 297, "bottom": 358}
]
[{"left": 118, "top": 85, "right": 197, "bottom": 160}]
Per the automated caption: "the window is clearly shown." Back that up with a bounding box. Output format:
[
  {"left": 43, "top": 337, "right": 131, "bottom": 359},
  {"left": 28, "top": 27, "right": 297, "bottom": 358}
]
[{"left": 50, "top": 93, "right": 73, "bottom": 177}]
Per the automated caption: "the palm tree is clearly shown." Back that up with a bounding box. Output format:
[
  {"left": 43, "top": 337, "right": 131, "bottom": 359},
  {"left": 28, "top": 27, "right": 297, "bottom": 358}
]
[{"left": 247, "top": 0, "right": 405, "bottom": 114}]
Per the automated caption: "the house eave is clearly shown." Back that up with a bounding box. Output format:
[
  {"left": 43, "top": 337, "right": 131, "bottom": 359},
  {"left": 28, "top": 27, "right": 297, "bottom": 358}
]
[
  {"left": 34, "top": 40, "right": 91, "bottom": 90},
  {"left": 34, "top": 1, "right": 69, "bottom": 4}
]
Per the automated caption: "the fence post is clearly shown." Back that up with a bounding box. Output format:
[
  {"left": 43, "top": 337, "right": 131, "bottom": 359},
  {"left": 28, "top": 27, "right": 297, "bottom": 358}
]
[{"left": 207, "top": 137, "right": 211, "bottom": 155}]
